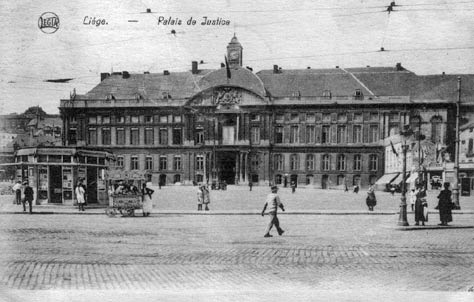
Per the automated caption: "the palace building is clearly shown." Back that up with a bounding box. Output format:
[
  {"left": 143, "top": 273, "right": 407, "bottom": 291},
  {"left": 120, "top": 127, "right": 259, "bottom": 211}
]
[{"left": 59, "top": 35, "right": 474, "bottom": 189}]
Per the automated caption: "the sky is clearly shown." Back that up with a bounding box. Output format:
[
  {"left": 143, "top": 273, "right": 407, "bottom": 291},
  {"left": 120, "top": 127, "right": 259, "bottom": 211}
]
[{"left": 1, "top": 0, "right": 474, "bottom": 114}]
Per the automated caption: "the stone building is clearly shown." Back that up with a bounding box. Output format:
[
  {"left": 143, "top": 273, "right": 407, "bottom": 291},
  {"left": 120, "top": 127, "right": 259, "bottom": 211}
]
[{"left": 59, "top": 36, "right": 473, "bottom": 189}]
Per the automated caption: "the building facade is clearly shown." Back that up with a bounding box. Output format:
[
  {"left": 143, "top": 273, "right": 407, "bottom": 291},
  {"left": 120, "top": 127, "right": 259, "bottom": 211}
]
[{"left": 59, "top": 36, "right": 472, "bottom": 189}]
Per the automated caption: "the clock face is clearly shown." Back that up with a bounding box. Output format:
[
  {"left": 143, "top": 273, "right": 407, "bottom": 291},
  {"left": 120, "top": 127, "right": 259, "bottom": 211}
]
[{"left": 229, "top": 50, "right": 239, "bottom": 60}]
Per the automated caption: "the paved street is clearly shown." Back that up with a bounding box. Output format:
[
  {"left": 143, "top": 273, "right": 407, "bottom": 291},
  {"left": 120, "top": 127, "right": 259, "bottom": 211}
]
[{"left": 0, "top": 211, "right": 474, "bottom": 301}]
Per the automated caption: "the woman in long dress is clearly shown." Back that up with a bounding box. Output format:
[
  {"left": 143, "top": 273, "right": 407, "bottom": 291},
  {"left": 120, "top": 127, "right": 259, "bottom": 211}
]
[
  {"left": 436, "top": 182, "right": 453, "bottom": 226},
  {"left": 142, "top": 183, "right": 154, "bottom": 217},
  {"left": 366, "top": 185, "right": 377, "bottom": 211},
  {"left": 414, "top": 184, "right": 427, "bottom": 226},
  {"left": 202, "top": 185, "right": 211, "bottom": 211},
  {"left": 197, "top": 185, "right": 204, "bottom": 211}
]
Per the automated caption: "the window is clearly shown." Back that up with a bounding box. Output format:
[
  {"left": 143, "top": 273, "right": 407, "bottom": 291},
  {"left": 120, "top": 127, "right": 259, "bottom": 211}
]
[
  {"left": 337, "top": 175, "right": 345, "bottom": 186},
  {"left": 131, "top": 115, "right": 139, "bottom": 123},
  {"left": 353, "top": 125, "right": 362, "bottom": 143},
  {"left": 173, "top": 156, "right": 182, "bottom": 170},
  {"left": 353, "top": 113, "right": 363, "bottom": 122},
  {"left": 159, "top": 128, "right": 168, "bottom": 145},
  {"left": 353, "top": 154, "right": 362, "bottom": 171},
  {"left": 145, "top": 115, "right": 153, "bottom": 123},
  {"left": 275, "top": 127, "right": 283, "bottom": 143},
  {"left": 290, "top": 113, "right": 299, "bottom": 122},
  {"left": 370, "top": 112, "right": 378, "bottom": 121},
  {"left": 306, "top": 113, "right": 315, "bottom": 122},
  {"left": 116, "top": 128, "right": 125, "bottom": 145},
  {"left": 130, "top": 156, "right": 139, "bottom": 170},
  {"left": 251, "top": 154, "right": 259, "bottom": 171},
  {"left": 322, "top": 126, "right": 330, "bottom": 144},
  {"left": 173, "top": 115, "right": 182, "bottom": 123},
  {"left": 116, "top": 156, "right": 124, "bottom": 167},
  {"left": 251, "top": 127, "right": 260, "bottom": 144},
  {"left": 68, "top": 128, "right": 77, "bottom": 144},
  {"left": 337, "top": 154, "right": 346, "bottom": 171},
  {"left": 323, "top": 90, "right": 332, "bottom": 99},
  {"left": 88, "top": 116, "right": 97, "bottom": 124},
  {"left": 174, "top": 174, "right": 181, "bottom": 183},
  {"left": 290, "top": 154, "right": 298, "bottom": 171},
  {"left": 159, "top": 156, "right": 167, "bottom": 170},
  {"left": 290, "top": 126, "right": 299, "bottom": 143},
  {"left": 337, "top": 126, "right": 346, "bottom": 144},
  {"left": 88, "top": 128, "right": 97, "bottom": 145},
  {"left": 145, "top": 156, "right": 153, "bottom": 170},
  {"left": 369, "top": 154, "right": 378, "bottom": 171},
  {"left": 102, "top": 116, "right": 110, "bottom": 124},
  {"left": 322, "top": 154, "right": 330, "bottom": 171},
  {"left": 130, "top": 128, "right": 139, "bottom": 145},
  {"left": 144, "top": 128, "right": 154, "bottom": 145},
  {"left": 306, "top": 154, "right": 315, "bottom": 171},
  {"left": 196, "top": 155, "right": 204, "bottom": 170},
  {"left": 172, "top": 128, "right": 182, "bottom": 145},
  {"left": 354, "top": 89, "right": 363, "bottom": 100},
  {"left": 275, "top": 114, "right": 284, "bottom": 122},
  {"left": 275, "top": 174, "right": 282, "bottom": 185},
  {"left": 117, "top": 116, "right": 125, "bottom": 123},
  {"left": 274, "top": 154, "right": 283, "bottom": 171},
  {"left": 159, "top": 115, "right": 168, "bottom": 123},
  {"left": 369, "top": 125, "right": 379, "bottom": 142},
  {"left": 102, "top": 128, "right": 111, "bottom": 145},
  {"left": 195, "top": 128, "right": 204, "bottom": 144},
  {"left": 306, "top": 125, "right": 315, "bottom": 143},
  {"left": 337, "top": 113, "right": 346, "bottom": 122}
]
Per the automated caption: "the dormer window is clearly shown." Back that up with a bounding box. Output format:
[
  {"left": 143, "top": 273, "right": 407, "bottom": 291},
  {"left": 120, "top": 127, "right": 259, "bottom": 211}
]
[
  {"left": 354, "top": 89, "right": 364, "bottom": 100},
  {"left": 323, "top": 90, "right": 332, "bottom": 99},
  {"left": 106, "top": 94, "right": 116, "bottom": 101},
  {"left": 162, "top": 92, "right": 171, "bottom": 100},
  {"left": 291, "top": 91, "right": 301, "bottom": 100}
]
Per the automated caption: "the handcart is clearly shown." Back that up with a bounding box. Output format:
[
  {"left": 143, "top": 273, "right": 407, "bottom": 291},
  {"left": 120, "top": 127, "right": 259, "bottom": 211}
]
[{"left": 105, "top": 169, "right": 148, "bottom": 217}]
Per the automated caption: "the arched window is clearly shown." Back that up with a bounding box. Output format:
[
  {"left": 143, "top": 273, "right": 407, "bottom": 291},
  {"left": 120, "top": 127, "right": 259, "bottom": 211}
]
[
  {"left": 306, "top": 154, "right": 315, "bottom": 171},
  {"left": 337, "top": 154, "right": 346, "bottom": 171},
  {"left": 274, "top": 154, "right": 283, "bottom": 171},
  {"left": 290, "top": 154, "right": 299, "bottom": 171},
  {"left": 322, "top": 154, "right": 330, "bottom": 171},
  {"left": 431, "top": 116, "right": 443, "bottom": 143}
]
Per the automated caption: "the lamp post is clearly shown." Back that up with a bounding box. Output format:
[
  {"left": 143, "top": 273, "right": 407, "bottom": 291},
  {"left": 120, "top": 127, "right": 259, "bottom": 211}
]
[
  {"left": 398, "top": 125, "right": 413, "bottom": 226},
  {"left": 452, "top": 77, "right": 461, "bottom": 209}
]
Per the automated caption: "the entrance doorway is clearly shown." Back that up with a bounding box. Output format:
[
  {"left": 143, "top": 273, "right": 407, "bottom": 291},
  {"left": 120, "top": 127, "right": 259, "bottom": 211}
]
[
  {"left": 217, "top": 151, "right": 236, "bottom": 184},
  {"left": 322, "top": 175, "right": 329, "bottom": 189},
  {"left": 159, "top": 174, "right": 167, "bottom": 186},
  {"left": 86, "top": 167, "right": 98, "bottom": 203},
  {"left": 49, "top": 166, "right": 62, "bottom": 203}
]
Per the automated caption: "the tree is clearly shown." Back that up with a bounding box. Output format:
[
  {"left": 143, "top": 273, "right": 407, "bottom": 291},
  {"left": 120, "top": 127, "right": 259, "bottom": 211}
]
[{"left": 23, "top": 106, "right": 47, "bottom": 116}]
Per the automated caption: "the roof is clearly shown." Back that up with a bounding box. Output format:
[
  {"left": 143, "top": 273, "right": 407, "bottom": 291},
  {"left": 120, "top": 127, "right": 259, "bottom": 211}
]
[
  {"left": 85, "top": 70, "right": 213, "bottom": 100},
  {"left": 197, "top": 67, "right": 265, "bottom": 97},
  {"left": 27, "top": 117, "right": 61, "bottom": 128}
]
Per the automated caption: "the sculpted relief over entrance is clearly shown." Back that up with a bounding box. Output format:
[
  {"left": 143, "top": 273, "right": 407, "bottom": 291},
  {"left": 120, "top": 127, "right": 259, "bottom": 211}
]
[{"left": 213, "top": 88, "right": 242, "bottom": 107}]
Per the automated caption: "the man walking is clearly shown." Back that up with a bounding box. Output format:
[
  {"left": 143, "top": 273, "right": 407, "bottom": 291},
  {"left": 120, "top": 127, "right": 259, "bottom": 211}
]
[
  {"left": 261, "top": 185, "right": 285, "bottom": 237},
  {"left": 12, "top": 180, "right": 22, "bottom": 205},
  {"left": 23, "top": 181, "right": 34, "bottom": 214}
]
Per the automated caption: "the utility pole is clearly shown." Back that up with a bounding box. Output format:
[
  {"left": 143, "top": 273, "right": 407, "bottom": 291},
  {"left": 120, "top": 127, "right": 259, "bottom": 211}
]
[{"left": 452, "top": 77, "right": 461, "bottom": 209}]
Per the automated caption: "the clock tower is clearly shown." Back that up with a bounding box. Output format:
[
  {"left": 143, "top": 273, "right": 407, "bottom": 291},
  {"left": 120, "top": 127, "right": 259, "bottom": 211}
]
[{"left": 227, "top": 34, "right": 243, "bottom": 68}]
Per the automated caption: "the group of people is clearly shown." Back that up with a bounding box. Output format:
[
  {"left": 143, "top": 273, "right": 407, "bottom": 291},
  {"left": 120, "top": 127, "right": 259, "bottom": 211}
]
[
  {"left": 12, "top": 180, "right": 34, "bottom": 213},
  {"left": 410, "top": 182, "right": 455, "bottom": 226},
  {"left": 197, "top": 184, "right": 211, "bottom": 211}
]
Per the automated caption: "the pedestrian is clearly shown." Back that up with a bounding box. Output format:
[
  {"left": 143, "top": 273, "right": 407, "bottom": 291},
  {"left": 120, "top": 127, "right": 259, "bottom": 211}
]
[
  {"left": 249, "top": 181, "right": 253, "bottom": 191},
  {"left": 196, "top": 184, "right": 204, "bottom": 211},
  {"left": 75, "top": 181, "right": 86, "bottom": 212},
  {"left": 344, "top": 184, "right": 349, "bottom": 192},
  {"left": 353, "top": 184, "right": 359, "bottom": 194},
  {"left": 141, "top": 183, "right": 154, "bottom": 217},
  {"left": 12, "top": 180, "right": 22, "bottom": 205},
  {"left": 414, "top": 183, "right": 427, "bottom": 226},
  {"left": 409, "top": 188, "right": 416, "bottom": 212},
  {"left": 291, "top": 181, "right": 296, "bottom": 193},
  {"left": 23, "top": 181, "right": 34, "bottom": 214},
  {"left": 202, "top": 185, "right": 210, "bottom": 211},
  {"left": 261, "top": 185, "right": 285, "bottom": 237},
  {"left": 435, "top": 182, "right": 454, "bottom": 226},
  {"left": 366, "top": 185, "right": 377, "bottom": 211}
]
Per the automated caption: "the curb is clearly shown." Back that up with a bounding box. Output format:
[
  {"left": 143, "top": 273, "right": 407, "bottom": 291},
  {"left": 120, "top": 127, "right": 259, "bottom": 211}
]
[{"left": 395, "top": 225, "right": 474, "bottom": 231}]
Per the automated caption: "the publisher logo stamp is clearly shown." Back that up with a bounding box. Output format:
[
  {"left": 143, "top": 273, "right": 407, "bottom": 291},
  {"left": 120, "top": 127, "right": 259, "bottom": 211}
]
[{"left": 38, "top": 12, "right": 60, "bottom": 34}]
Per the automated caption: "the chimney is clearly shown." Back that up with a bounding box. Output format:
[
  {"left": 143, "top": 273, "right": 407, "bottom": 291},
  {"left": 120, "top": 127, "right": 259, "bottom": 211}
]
[
  {"left": 307, "top": 66, "right": 311, "bottom": 69},
  {"left": 335, "top": 66, "right": 339, "bottom": 69},
  {"left": 144, "top": 71, "right": 150, "bottom": 74},
  {"left": 100, "top": 72, "right": 110, "bottom": 81},
  {"left": 442, "top": 71, "right": 445, "bottom": 76},
  {"left": 146, "top": 8, "right": 151, "bottom": 13},
  {"left": 163, "top": 70, "right": 170, "bottom": 75},
  {"left": 122, "top": 71, "right": 130, "bottom": 79},
  {"left": 273, "top": 65, "right": 279, "bottom": 74},
  {"left": 192, "top": 61, "right": 198, "bottom": 74},
  {"left": 221, "top": 63, "right": 225, "bottom": 68},
  {"left": 246, "top": 66, "right": 253, "bottom": 72},
  {"left": 395, "top": 62, "right": 403, "bottom": 71}
]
